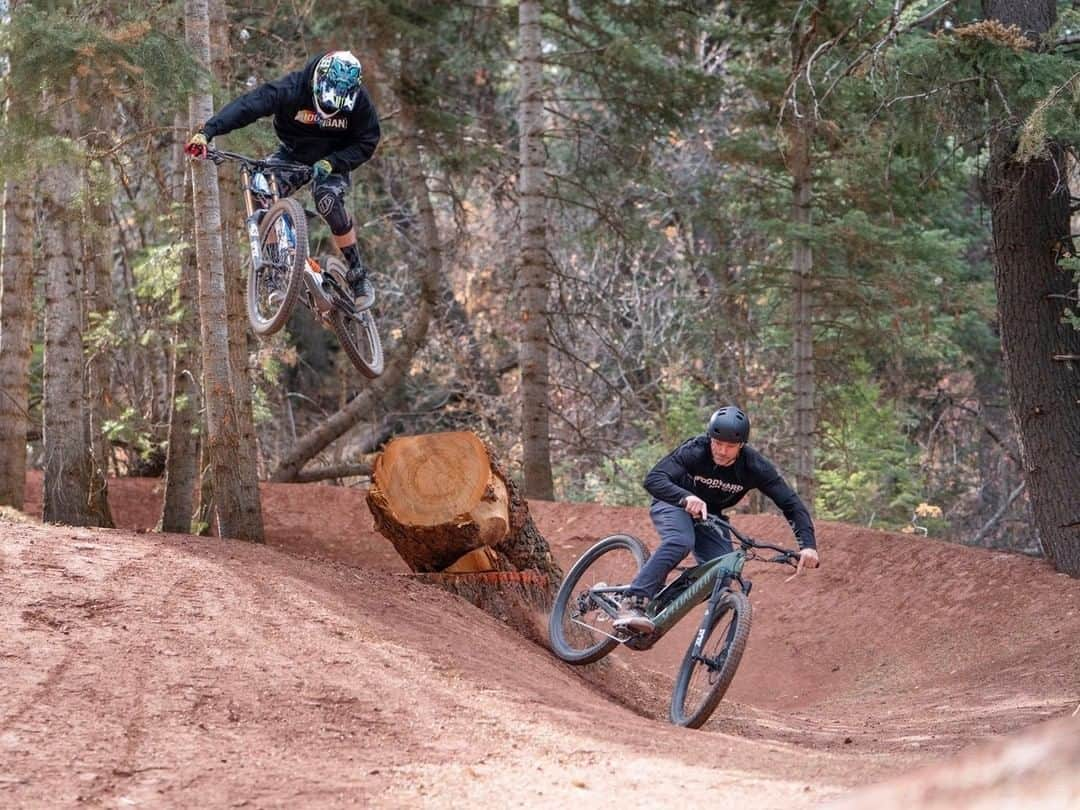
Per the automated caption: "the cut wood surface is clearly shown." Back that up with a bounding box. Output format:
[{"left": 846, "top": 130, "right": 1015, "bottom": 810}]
[
  {"left": 367, "top": 431, "right": 561, "bottom": 591},
  {"left": 375, "top": 430, "right": 509, "bottom": 541}
]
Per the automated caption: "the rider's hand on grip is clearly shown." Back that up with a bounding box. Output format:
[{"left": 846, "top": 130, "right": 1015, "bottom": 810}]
[
  {"left": 683, "top": 495, "right": 708, "bottom": 520},
  {"left": 312, "top": 159, "right": 333, "bottom": 182},
  {"left": 184, "top": 132, "right": 209, "bottom": 159},
  {"left": 785, "top": 548, "right": 820, "bottom": 582}
]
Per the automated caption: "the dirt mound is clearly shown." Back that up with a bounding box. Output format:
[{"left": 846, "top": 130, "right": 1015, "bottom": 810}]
[{"left": 5, "top": 474, "right": 1079, "bottom": 807}]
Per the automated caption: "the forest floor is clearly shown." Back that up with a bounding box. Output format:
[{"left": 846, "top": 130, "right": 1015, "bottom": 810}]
[{"left": 2, "top": 471, "right": 1079, "bottom": 808}]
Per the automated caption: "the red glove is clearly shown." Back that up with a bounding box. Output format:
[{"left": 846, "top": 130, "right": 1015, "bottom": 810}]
[{"left": 184, "top": 132, "right": 209, "bottom": 159}]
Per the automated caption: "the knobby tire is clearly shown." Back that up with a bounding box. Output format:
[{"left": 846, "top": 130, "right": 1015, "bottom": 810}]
[
  {"left": 548, "top": 534, "right": 649, "bottom": 665},
  {"left": 322, "top": 256, "right": 384, "bottom": 378},
  {"left": 669, "top": 589, "right": 752, "bottom": 728},
  {"left": 247, "top": 198, "right": 307, "bottom": 337}
]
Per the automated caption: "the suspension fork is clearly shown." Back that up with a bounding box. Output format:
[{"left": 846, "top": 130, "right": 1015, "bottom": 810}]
[
  {"left": 690, "top": 567, "right": 742, "bottom": 660},
  {"left": 239, "top": 166, "right": 264, "bottom": 271}
]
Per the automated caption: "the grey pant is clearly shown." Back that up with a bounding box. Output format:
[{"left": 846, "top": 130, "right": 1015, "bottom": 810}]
[{"left": 627, "top": 501, "right": 732, "bottom": 600}]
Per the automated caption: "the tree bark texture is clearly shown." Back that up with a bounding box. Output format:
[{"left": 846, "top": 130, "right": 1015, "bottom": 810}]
[
  {"left": 367, "top": 431, "right": 562, "bottom": 591},
  {"left": 210, "top": 0, "right": 262, "bottom": 493},
  {"left": 983, "top": 0, "right": 1080, "bottom": 576},
  {"left": 0, "top": 0, "right": 34, "bottom": 510},
  {"left": 0, "top": 179, "right": 35, "bottom": 510},
  {"left": 160, "top": 176, "right": 202, "bottom": 534},
  {"left": 518, "top": 0, "right": 555, "bottom": 500},
  {"left": 270, "top": 73, "right": 439, "bottom": 483},
  {"left": 410, "top": 570, "right": 554, "bottom": 644},
  {"left": 82, "top": 142, "right": 115, "bottom": 528},
  {"left": 185, "top": 0, "right": 263, "bottom": 541},
  {"left": 40, "top": 100, "right": 98, "bottom": 526},
  {"left": 788, "top": 120, "right": 816, "bottom": 505}
]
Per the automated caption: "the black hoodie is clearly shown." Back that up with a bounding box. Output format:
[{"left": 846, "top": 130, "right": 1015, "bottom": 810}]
[
  {"left": 201, "top": 53, "right": 381, "bottom": 174},
  {"left": 644, "top": 436, "right": 817, "bottom": 549}
]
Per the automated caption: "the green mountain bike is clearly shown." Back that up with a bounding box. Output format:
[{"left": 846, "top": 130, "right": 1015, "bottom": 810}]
[{"left": 548, "top": 514, "right": 800, "bottom": 729}]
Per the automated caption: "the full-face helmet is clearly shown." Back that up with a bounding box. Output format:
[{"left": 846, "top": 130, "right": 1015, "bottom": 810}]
[{"left": 312, "top": 51, "right": 363, "bottom": 117}]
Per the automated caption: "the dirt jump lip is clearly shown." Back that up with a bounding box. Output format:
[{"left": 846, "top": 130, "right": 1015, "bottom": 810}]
[{"left": 7, "top": 473, "right": 1080, "bottom": 808}]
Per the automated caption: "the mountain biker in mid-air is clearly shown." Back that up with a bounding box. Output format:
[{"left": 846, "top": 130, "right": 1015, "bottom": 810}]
[
  {"left": 185, "top": 50, "right": 380, "bottom": 309},
  {"left": 614, "top": 405, "right": 820, "bottom": 633}
]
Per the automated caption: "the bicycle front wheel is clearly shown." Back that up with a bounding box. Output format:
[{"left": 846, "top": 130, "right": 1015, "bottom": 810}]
[
  {"left": 669, "top": 589, "right": 751, "bottom": 728},
  {"left": 247, "top": 198, "right": 307, "bottom": 337},
  {"left": 548, "top": 534, "right": 649, "bottom": 665}
]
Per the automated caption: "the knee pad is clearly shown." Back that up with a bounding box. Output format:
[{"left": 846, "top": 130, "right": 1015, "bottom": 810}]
[{"left": 313, "top": 182, "right": 353, "bottom": 236}]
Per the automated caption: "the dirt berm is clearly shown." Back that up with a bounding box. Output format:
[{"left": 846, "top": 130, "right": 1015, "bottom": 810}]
[{"left": 2, "top": 474, "right": 1077, "bottom": 808}]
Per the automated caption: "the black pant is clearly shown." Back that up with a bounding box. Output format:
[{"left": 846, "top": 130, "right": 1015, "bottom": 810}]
[{"left": 269, "top": 147, "right": 353, "bottom": 237}]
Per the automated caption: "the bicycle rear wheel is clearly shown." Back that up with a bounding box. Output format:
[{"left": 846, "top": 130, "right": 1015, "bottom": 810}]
[
  {"left": 247, "top": 198, "right": 307, "bottom": 336},
  {"left": 329, "top": 303, "right": 384, "bottom": 379},
  {"left": 548, "top": 534, "right": 649, "bottom": 665},
  {"left": 669, "top": 589, "right": 751, "bottom": 728}
]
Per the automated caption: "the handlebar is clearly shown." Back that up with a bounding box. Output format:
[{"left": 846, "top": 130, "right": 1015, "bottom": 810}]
[
  {"left": 205, "top": 146, "right": 313, "bottom": 177},
  {"left": 698, "top": 513, "right": 801, "bottom": 566}
]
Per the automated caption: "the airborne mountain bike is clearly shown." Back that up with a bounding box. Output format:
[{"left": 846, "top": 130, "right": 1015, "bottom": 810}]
[
  {"left": 548, "top": 514, "right": 801, "bottom": 729},
  {"left": 205, "top": 146, "right": 384, "bottom": 378}
]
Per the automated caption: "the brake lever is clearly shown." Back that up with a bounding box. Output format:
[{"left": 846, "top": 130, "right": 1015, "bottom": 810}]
[{"left": 778, "top": 552, "right": 802, "bottom": 582}]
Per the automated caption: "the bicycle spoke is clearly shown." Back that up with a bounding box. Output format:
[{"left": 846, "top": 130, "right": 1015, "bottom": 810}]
[
  {"left": 548, "top": 534, "right": 648, "bottom": 664},
  {"left": 247, "top": 199, "right": 308, "bottom": 337},
  {"left": 670, "top": 591, "right": 751, "bottom": 728}
]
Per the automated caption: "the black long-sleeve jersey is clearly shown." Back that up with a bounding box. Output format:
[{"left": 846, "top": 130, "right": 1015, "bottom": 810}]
[
  {"left": 644, "top": 436, "right": 817, "bottom": 549},
  {"left": 200, "top": 53, "right": 380, "bottom": 175}
]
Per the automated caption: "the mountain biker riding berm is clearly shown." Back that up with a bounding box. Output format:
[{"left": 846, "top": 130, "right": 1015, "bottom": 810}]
[
  {"left": 185, "top": 51, "right": 380, "bottom": 308},
  {"left": 614, "top": 405, "right": 820, "bottom": 633}
]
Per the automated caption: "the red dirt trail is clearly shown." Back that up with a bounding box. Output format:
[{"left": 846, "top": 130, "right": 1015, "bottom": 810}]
[{"left": 2, "top": 472, "right": 1077, "bottom": 808}]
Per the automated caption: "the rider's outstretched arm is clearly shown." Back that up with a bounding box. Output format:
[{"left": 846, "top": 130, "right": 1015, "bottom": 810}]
[
  {"left": 751, "top": 454, "right": 819, "bottom": 572},
  {"left": 201, "top": 73, "right": 296, "bottom": 140}
]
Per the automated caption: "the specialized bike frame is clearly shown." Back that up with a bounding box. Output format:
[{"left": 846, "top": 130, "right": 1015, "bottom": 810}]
[
  {"left": 585, "top": 516, "right": 796, "bottom": 652},
  {"left": 198, "top": 146, "right": 385, "bottom": 378}
]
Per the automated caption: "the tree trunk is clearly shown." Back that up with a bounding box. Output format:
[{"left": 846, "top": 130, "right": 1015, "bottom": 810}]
[
  {"left": 160, "top": 175, "right": 203, "bottom": 533},
  {"left": 82, "top": 142, "right": 116, "bottom": 528},
  {"left": 209, "top": 0, "right": 261, "bottom": 489},
  {"left": 983, "top": 0, "right": 1080, "bottom": 576},
  {"left": 185, "top": 0, "right": 263, "bottom": 541},
  {"left": 0, "top": 0, "right": 35, "bottom": 510},
  {"left": 270, "top": 67, "right": 440, "bottom": 483},
  {"left": 518, "top": 0, "right": 555, "bottom": 499},
  {"left": 40, "top": 97, "right": 99, "bottom": 527},
  {"left": 367, "top": 430, "right": 562, "bottom": 591},
  {"left": 788, "top": 119, "right": 816, "bottom": 505},
  {"left": 0, "top": 180, "right": 35, "bottom": 510}
]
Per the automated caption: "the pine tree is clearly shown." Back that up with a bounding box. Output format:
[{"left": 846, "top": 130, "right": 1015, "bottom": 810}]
[{"left": 184, "top": 0, "right": 263, "bottom": 540}]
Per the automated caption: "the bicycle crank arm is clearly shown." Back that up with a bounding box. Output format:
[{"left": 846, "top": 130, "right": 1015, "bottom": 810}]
[{"left": 569, "top": 616, "right": 635, "bottom": 645}]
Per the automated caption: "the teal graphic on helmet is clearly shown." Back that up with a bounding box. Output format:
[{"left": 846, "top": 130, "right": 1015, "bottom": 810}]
[{"left": 312, "top": 51, "right": 363, "bottom": 118}]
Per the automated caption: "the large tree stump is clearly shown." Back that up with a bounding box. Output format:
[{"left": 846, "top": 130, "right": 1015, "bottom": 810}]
[{"left": 366, "top": 431, "right": 563, "bottom": 628}]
